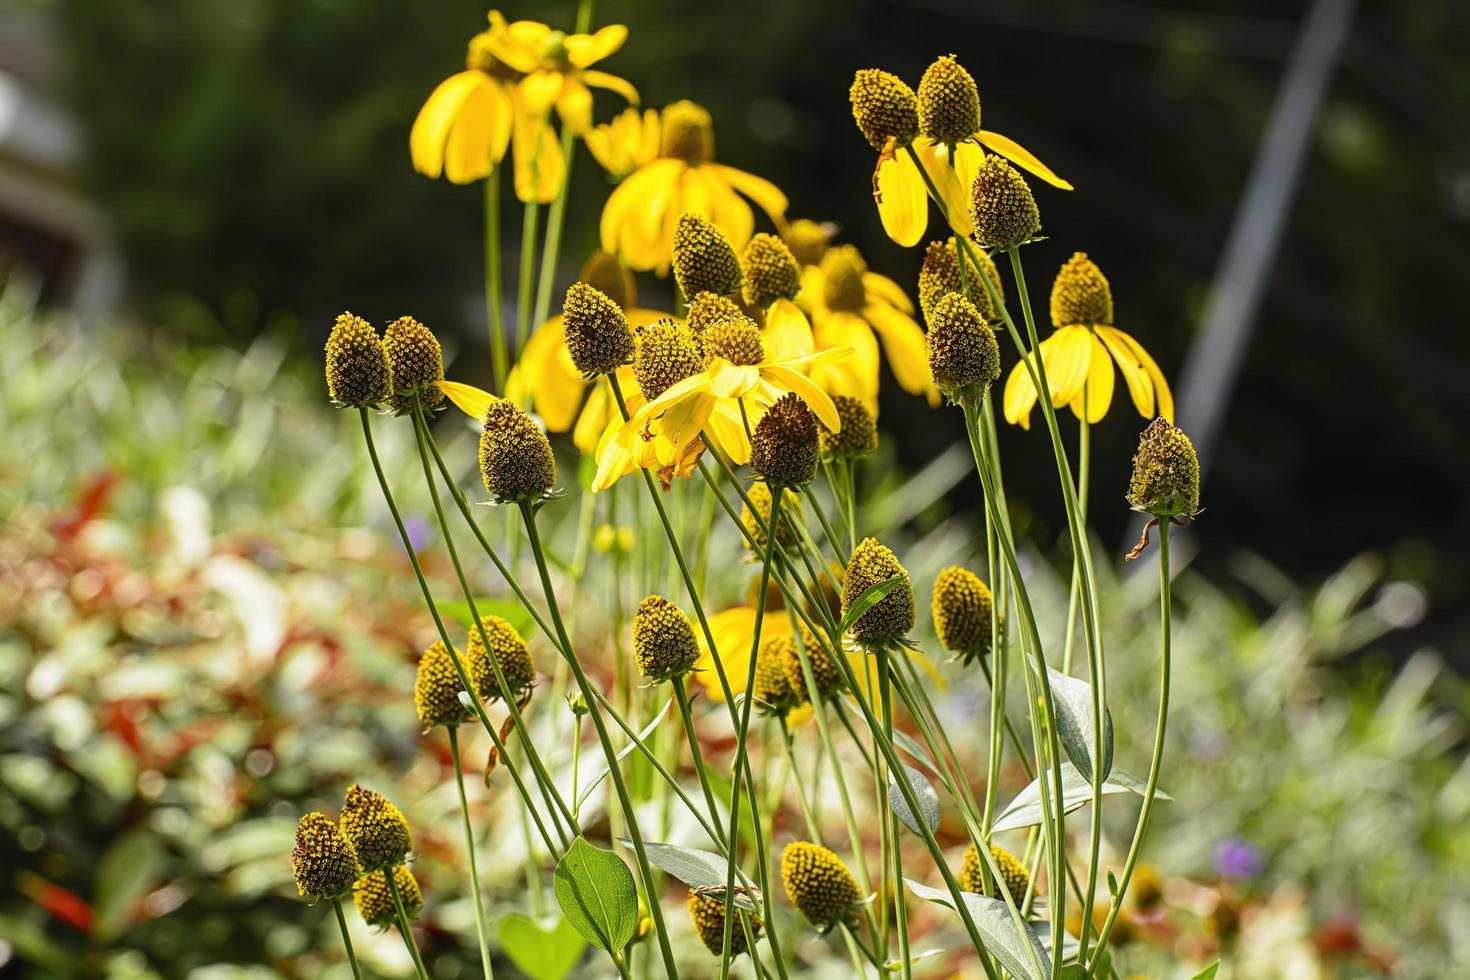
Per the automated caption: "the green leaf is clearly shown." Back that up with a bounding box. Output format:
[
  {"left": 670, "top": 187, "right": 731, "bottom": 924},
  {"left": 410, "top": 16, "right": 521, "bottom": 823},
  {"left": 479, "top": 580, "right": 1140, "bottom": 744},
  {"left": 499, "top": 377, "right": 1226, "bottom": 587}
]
[
  {"left": 497, "top": 912, "right": 587, "bottom": 980},
  {"left": 905, "top": 879, "right": 1051, "bottom": 980},
  {"left": 435, "top": 597, "right": 537, "bottom": 638},
  {"left": 92, "top": 828, "right": 165, "bottom": 941},
  {"left": 837, "top": 575, "right": 904, "bottom": 635},
  {"left": 553, "top": 837, "right": 639, "bottom": 953},
  {"left": 1047, "top": 668, "right": 1113, "bottom": 782},
  {"left": 991, "top": 763, "right": 1171, "bottom": 834},
  {"left": 890, "top": 730, "right": 941, "bottom": 776},
  {"left": 887, "top": 764, "right": 941, "bottom": 835},
  {"left": 1189, "top": 962, "right": 1221, "bottom": 980},
  {"left": 616, "top": 839, "right": 759, "bottom": 912},
  {"left": 578, "top": 698, "right": 673, "bottom": 807}
]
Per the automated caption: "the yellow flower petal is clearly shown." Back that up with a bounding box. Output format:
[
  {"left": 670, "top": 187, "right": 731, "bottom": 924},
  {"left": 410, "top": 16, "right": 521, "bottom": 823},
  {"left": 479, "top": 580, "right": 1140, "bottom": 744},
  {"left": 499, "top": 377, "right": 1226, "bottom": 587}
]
[
  {"left": 1095, "top": 325, "right": 1155, "bottom": 420},
  {"left": 1105, "top": 327, "right": 1173, "bottom": 422},
  {"left": 914, "top": 140, "right": 973, "bottom": 236},
  {"left": 479, "top": 22, "right": 539, "bottom": 74},
  {"left": 709, "top": 362, "right": 762, "bottom": 399},
  {"left": 1003, "top": 352, "right": 1040, "bottom": 429},
  {"left": 1045, "top": 325, "right": 1093, "bottom": 409},
  {"left": 876, "top": 151, "right": 927, "bottom": 248},
  {"left": 762, "top": 364, "right": 840, "bottom": 431},
  {"left": 812, "top": 311, "right": 880, "bottom": 413},
  {"left": 862, "top": 272, "right": 915, "bottom": 315},
  {"left": 410, "top": 72, "right": 493, "bottom": 181},
  {"left": 763, "top": 299, "right": 815, "bottom": 361},
  {"left": 519, "top": 71, "right": 564, "bottom": 120},
  {"left": 511, "top": 105, "right": 565, "bottom": 203},
  {"left": 705, "top": 398, "right": 753, "bottom": 463},
  {"left": 693, "top": 608, "right": 792, "bottom": 701},
  {"left": 437, "top": 380, "right": 497, "bottom": 421},
  {"left": 698, "top": 166, "right": 755, "bottom": 253},
  {"left": 976, "top": 129, "right": 1073, "bottom": 191},
  {"left": 564, "top": 24, "right": 628, "bottom": 68},
  {"left": 555, "top": 77, "right": 594, "bottom": 134},
  {"left": 600, "top": 161, "right": 677, "bottom": 265},
  {"left": 442, "top": 77, "right": 513, "bottom": 184},
  {"left": 1069, "top": 330, "right": 1115, "bottom": 424},
  {"left": 864, "top": 303, "right": 935, "bottom": 399},
  {"left": 579, "top": 69, "right": 639, "bottom": 108},
  {"left": 707, "top": 164, "right": 789, "bottom": 224}
]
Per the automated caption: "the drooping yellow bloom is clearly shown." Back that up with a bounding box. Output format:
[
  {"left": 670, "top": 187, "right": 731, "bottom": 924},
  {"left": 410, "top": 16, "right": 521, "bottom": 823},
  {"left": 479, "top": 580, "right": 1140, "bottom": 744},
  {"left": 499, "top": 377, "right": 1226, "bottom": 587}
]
[
  {"left": 1003, "top": 252, "right": 1173, "bottom": 429},
  {"left": 850, "top": 58, "right": 1071, "bottom": 248},
  {"left": 410, "top": 31, "right": 516, "bottom": 185},
  {"left": 600, "top": 101, "right": 788, "bottom": 272},
  {"left": 801, "top": 244, "right": 935, "bottom": 411},
  {"left": 585, "top": 107, "right": 661, "bottom": 179},
  {"left": 475, "top": 12, "right": 637, "bottom": 134}
]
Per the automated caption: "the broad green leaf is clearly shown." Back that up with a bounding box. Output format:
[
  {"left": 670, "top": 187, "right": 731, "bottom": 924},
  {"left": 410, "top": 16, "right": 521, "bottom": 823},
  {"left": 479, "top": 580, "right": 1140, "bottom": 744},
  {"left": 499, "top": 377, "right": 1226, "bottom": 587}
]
[
  {"left": 553, "top": 837, "right": 638, "bottom": 952},
  {"left": 838, "top": 575, "right": 904, "bottom": 635},
  {"left": 92, "top": 828, "right": 164, "bottom": 941},
  {"left": 1189, "top": 962, "right": 1221, "bottom": 980},
  {"left": 616, "top": 839, "right": 759, "bottom": 912},
  {"left": 905, "top": 879, "right": 1051, "bottom": 980},
  {"left": 579, "top": 698, "right": 673, "bottom": 807},
  {"left": 991, "top": 763, "right": 1171, "bottom": 834},
  {"left": 1047, "top": 668, "right": 1113, "bottom": 782},
  {"left": 435, "top": 597, "right": 537, "bottom": 639},
  {"left": 497, "top": 912, "right": 587, "bottom": 980},
  {"left": 888, "top": 764, "right": 941, "bottom": 835}
]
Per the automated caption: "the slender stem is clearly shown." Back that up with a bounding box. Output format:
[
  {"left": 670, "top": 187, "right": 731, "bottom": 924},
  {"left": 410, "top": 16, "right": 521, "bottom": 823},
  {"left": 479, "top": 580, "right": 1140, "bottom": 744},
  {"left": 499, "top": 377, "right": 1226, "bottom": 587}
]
[
  {"left": 331, "top": 897, "right": 364, "bottom": 980},
  {"left": 449, "top": 726, "right": 496, "bottom": 980},
  {"left": 386, "top": 868, "right": 429, "bottom": 980},
  {"left": 515, "top": 201, "right": 540, "bottom": 368},
  {"left": 777, "top": 718, "right": 821, "bottom": 839},
  {"left": 485, "top": 173, "right": 508, "bottom": 392},
  {"left": 532, "top": 124, "right": 578, "bottom": 331},
  {"left": 674, "top": 684, "right": 727, "bottom": 845}
]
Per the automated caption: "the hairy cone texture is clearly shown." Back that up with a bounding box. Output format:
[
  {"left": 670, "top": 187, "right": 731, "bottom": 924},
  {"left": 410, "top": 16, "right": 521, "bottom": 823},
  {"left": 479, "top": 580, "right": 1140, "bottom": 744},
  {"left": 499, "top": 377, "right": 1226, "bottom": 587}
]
[
  {"left": 932, "top": 566, "right": 993, "bottom": 657},
  {"left": 742, "top": 233, "right": 803, "bottom": 306},
  {"left": 414, "top": 640, "right": 471, "bottom": 728},
  {"left": 750, "top": 393, "right": 819, "bottom": 489},
  {"left": 355, "top": 865, "right": 422, "bottom": 927},
  {"left": 562, "top": 281, "right": 634, "bottom": 377},
  {"left": 849, "top": 68, "right": 920, "bottom": 150},
  {"left": 324, "top": 312, "right": 390, "bottom": 408},
  {"left": 291, "top": 812, "right": 358, "bottom": 900},
  {"left": 466, "top": 614, "right": 535, "bottom": 702},
  {"left": 927, "top": 292, "right": 1001, "bottom": 398},
  {"left": 632, "top": 595, "right": 700, "bottom": 683},
  {"left": 340, "top": 784, "right": 412, "bottom": 872},
  {"left": 781, "top": 841, "right": 862, "bottom": 929},
  {"left": 685, "top": 291, "right": 746, "bottom": 337},
  {"left": 970, "top": 155, "right": 1040, "bottom": 250},
  {"left": 820, "top": 395, "right": 878, "bottom": 458},
  {"left": 962, "top": 843, "right": 1031, "bottom": 907},
  {"left": 688, "top": 892, "right": 760, "bottom": 955},
  {"left": 672, "top": 213, "right": 743, "bottom": 298},
  {"left": 1050, "top": 252, "right": 1114, "bottom": 327},
  {"left": 661, "top": 100, "right": 714, "bottom": 164},
  {"left": 781, "top": 626, "right": 842, "bottom": 703},
  {"left": 383, "top": 316, "right": 445, "bottom": 413},
  {"left": 634, "top": 319, "right": 704, "bottom": 399},
  {"left": 918, "top": 55, "right": 982, "bottom": 143},
  {"left": 842, "top": 537, "right": 915, "bottom": 645},
  {"left": 1127, "top": 418, "right": 1200, "bottom": 518},
  {"left": 478, "top": 399, "right": 556, "bottom": 502},
  {"left": 702, "top": 315, "right": 765, "bottom": 367},
  {"left": 741, "top": 481, "right": 803, "bottom": 552},
  {"left": 918, "top": 239, "right": 1004, "bottom": 326}
]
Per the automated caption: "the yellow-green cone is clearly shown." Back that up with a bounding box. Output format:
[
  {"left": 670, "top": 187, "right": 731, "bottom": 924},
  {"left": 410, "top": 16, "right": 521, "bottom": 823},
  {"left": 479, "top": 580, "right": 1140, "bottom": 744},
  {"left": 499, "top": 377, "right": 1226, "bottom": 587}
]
[
  {"left": 633, "top": 319, "right": 704, "bottom": 400},
  {"left": 632, "top": 595, "right": 699, "bottom": 683},
  {"left": 961, "top": 843, "right": 1030, "bottom": 907},
  {"left": 562, "top": 281, "right": 634, "bottom": 377},
  {"left": 781, "top": 626, "right": 842, "bottom": 703},
  {"left": 849, "top": 68, "right": 920, "bottom": 150},
  {"left": 579, "top": 249, "right": 636, "bottom": 310},
  {"left": 752, "top": 636, "right": 799, "bottom": 715},
  {"left": 750, "top": 393, "right": 819, "bottom": 490},
  {"left": 781, "top": 841, "right": 862, "bottom": 930},
  {"left": 414, "top": 640, "right": 472, "bottom": 728},
  {"left": 1050, "top": 252, "right": 1113, "bottom": 327},
  {"left": 672, "top": 213, "right": 742, "bottom": 298},
  {"left": 324, "top": 312, "right": 391, "bottom": 409},
  {"left": 688, "top": 891, "right": 759, "bottom": 955},
  {"left": 290, "top": 812, "right": 358, "bottom": 900},
  {"left": 918, "top": 238, "right": 1004, "bottom": 325},
  {"left": 927, "top": 292, "right": 1001, "bottom": 399},
  {"left": 466, "top": 614, "right": 535, "bottom": 702},
  {"left": 931, "top": 566, "right": 993, "bottom": 659},
  {"left": 1127, "top": 418, "right": 1200, "bottom": 519},
  {"left": 340, "top": 784, "right": 412, "bottom": 872},
  {"left": 355, "top": 864, "right": 422, "bottom": 927},
  {"left": 741, "top": 233, "right": 802, "bottom": 306},
  {"left": 741, "top": 481, "right": 803, "bottom": 553},
  {"left": 685, "top": 291, "right": 746, "bottom": 337},
  {"left": 383, "top": 315, "right": 446, "bottom": 414},
  {"left": 702, "top": 314, "right": 765, "bottom": 368},
  {"left": 819, "top": 394, "right": 878, "bottom": 459},
  {"left": 841, "top": 537, "right": 915, "bottom": 646},
  {"left": 918, "top": 54, "right": 981, "bottom": 144},
  {"left": 478, "top": 399, "right": 556, "bottom": 503},
  {"left": 661, "top": 100, "right": 715, "bottom": 164},
  {"left": 970, "top": 154, "right": 1040, "bottom": 250}
]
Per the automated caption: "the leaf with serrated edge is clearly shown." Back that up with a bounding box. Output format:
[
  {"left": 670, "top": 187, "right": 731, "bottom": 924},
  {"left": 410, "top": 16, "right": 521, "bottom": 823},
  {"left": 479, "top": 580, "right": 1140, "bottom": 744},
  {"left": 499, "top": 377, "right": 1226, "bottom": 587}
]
[{"left": 904, "top": 879, "right": 1050, "bottom": 980}]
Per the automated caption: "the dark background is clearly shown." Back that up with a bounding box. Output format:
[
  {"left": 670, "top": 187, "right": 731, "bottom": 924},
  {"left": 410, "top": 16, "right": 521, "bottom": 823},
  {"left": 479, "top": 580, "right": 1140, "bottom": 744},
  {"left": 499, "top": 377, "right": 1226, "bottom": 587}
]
[{"left": 46, "top": 0, "right": 1470, "bottom": 660}]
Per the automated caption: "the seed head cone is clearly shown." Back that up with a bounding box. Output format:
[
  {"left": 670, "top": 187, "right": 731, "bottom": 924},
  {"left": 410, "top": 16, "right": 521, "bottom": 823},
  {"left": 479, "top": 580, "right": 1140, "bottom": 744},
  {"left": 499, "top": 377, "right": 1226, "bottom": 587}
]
[
  {"left": 961, "top": 843, "right": 1030, "bottom": 907},
  {"left": 849, "top": 68, "right": 920, "bottom": 150},
  {"left": 820, "top": 395, "right": 878, "bottom": 458},
  {"left": 415, "top": 640, "right": 471, "bottom": 728},
  {"left": 562, "top": 281, "right": 634, "bottom": 377},
  {"left": 325, "top": 312, "right": 391, "bottom": 408},
  {"left": 673, "top": 213, "right": 743, "bottom": 298},
  {"left": 842, "top": 537, "right": 915, "bottom": 645},
  {"left": 752, "top": 636, "right": 798, "bottom": 714},
  {"left": 742, "top": 233, "right": 803, "bottom": 306},
  {"left": 781, "top": 841, "right": 862, "bottom": 929},
  {"left": 1127, "top": 418, "right": 1199, "bottom": 518},
  {"left": 970, "top": 155, "right": 1040, "bottom": 250},
  {"left": 932, "top": 566, "right": 993, "bottom": 657},
  {"left": 741, "top": 481, "right": 803, "bottom": 552},
  {"left": 355, "top": 865, "right": 422, "bottom": 927},
  {"left": 1050, "top": 252, "right": 1113, "bottom": 327},
  {"left": 340, "top": 784, "right": 412, "bottom": 872},
  {"left": 580, "top": 250, "right": 637, "bottom": 310},
  {"left": 702, "top": 315, "right": 765, "bottom": 368},
  {"left": 820, "top": 246, "right": 868, "bottom": 313},
  {"left": 291, "top": 812, "right": 358, "bottom": 900},
  {"left": 383, "top": 315, "right": 445, "bottom": 413},
  {"left": 661, "top": 100, "right": 714, "bottom": 164},
  {"left": 633, "top": 595, "right": 700, "bottom": 683},
  {"left": 688, "top": 892, "right": 760, "bottom": 955},
  {"left": 750, "top": 393, "right": 819, "bottom": 490},
  {"left": 634, "top": 319, "right": 704, "bottom": 400},
  {"left": 781, "top": 626, "right": 842, "bottom": 703},
  {"left": 927, "top": 292, "right": 1001, "bottom": 398},
  {"left": 783, "top": 219, "right": 832, "bottom": 268},
  {"left": 478, "top": 399, "right": 556, "bottom": 502},
  {"left": 919, "top": 239, "right": 1003, "bottom": 325},
  {"left": 685, "top": 291, "right": 746, "bottom": 337},
  {"left": 918, "top": 55, "right": 981, "bottom": 144},
  {"left": 466, "top": 614, "right": 535, "bottom": 702}
]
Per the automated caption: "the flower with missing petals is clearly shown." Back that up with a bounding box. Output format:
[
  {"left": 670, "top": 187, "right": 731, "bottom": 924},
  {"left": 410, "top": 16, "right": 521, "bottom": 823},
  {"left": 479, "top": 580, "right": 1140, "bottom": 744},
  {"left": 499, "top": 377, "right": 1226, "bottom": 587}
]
[
  {"left": 1127, "top": 418, "right": 1199, "bottom": 519},
  {"left": 633, "top": 595, "right": 700, "bottom": 683},
  {"left": 819, "top": 395, "right": 878, "bottom": 459},
  {"left": 918, "top": 238, "right": 1004, "bottom": 326},
  {"left": 291, "top": 812, "right": 358, "bottom": 901},
  {"left": 355, "top": 864, "right": 422, "bottom": 927},
  {"left": 340, "top": 785, "right": 412, "bottom": 872},
  {"left": 415, "top": 640, "right": 472, "bottom": 728},
  {"left": 478, "top": 398, "right": 556, "bottom": 502},
  {"left": 927, "top": 292, "right": 1001, "bottom": 400},
  {"left": 849, "top": 69, "right": 919, "bottom": 151},
  {"left": 781, "top": 841, "right": 861, "bottom": 930},
  {"left": 562, "top": 281, "right": 635, "bottom": 377},
  {"left": 688, "top": 891, "right": 760, "bottom": 955},
  {"left": 931, "top": 566, "right": 994, "bottom": 660},
  {"left": 742, "top": 233, "right": 803, "bottom": 307},
  {"left": 383, "top": 316, "right": 446, "bottom": 414},
  {"left": 324, "top": 313, "right": 391, "bottom": 409},
  {"left": 750, "top": 393, "right": 820, "bottom": 490},
  {"left": 466, "top": 614, "right": 535, "bottom": 702},
  {"left": 672, "top": 213, "right": 744, "bottom": 298},
  {"left": 969, "top": 154, "right": 1040, "bottom": 250},
  {"left": 841, "top": 537, "right": 915, "bottom": 647},
  {"left": 961, "top": 843, "right": 1030, "bottom": 907}
]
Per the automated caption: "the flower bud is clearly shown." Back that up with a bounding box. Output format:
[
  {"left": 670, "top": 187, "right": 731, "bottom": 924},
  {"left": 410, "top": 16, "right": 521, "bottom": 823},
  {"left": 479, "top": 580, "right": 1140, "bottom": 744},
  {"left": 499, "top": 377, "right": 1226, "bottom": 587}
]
[
  {"left": 466, "top": 614, "right": 535, "bottom": 702},
  {"left": 661, "top": 100, "right": 714, "bottom": 164},
  {"left": 383, "top": 315, "right": 446, "bottom": 413},
  {"left": 634, "top": 319, "right": 704, "bottom": 400},
  {"left": 688, "top": 892, "right": 761, "bottom": 955},
  {"left": 931, "top": 566, "right": 993, "bottom": 660},
  {"left": 841, "top": 537, "right": 915, "bottom": 646},
  {"left": 927, "top": 292, "right": 1000, "bottom": 399},
  {"left": 672, "top": 213, "right": 742, "bottom": 298},
  {"left": 355, "top": 864, "right": 422, "bottom": 927},
  {"left": 562, "top": 281, "right": 635, "bottom": 377},
  {"left": 291, "top": 812, "right": 358, "bottom": 900},
  {"left": 918, "top": 54, "right": 982, "bottom": 144},
  {"left": 340, "top": 784, "right": 412, "bottom": 872},
  {"left": 1126, "top": 418, "right": 1199, "bottom": 519},
  {"left": 741, "top": 481, "right": 803, "bottom": 553},
  {"left": 324, "top": 312, "right": 391, "bottom": 409},
  {"left": 849, "top": 69, "right": 919, "bottom": 150},
  {"left": 819, "top": 395, "right": 878, "bottom": 459},
  {"left": 918, "top": 239, "right": 1003, "bottom": 326},
  {"left": 478, "top": 399, "right": 556, "bottom": 503},
  {"left": 782, "top": 626, "right": 842, "bottom": 703},
  {"left": 781, "top": 841, "right": 862, "bottom": 930},
  {"left": 1050, "top": 252, "right": 1113, "bottom": 327},
  {"left": 750, "top": 393, "right": 819, "bottom": 490},
  {"left": 415, "top": 640, "right": 471, "bottom": 728},
  {"left": 633, "top": 595, "right": 700, "bottom": 683},
  {"left": 961, "top": 843, "right": 1030, "bottom": 907},
  {"left": 970, "top": 155, "right": 1040, "bottom": 250},
  {"left": 741, "top": 233, "right": 802, "bottom": 307}
]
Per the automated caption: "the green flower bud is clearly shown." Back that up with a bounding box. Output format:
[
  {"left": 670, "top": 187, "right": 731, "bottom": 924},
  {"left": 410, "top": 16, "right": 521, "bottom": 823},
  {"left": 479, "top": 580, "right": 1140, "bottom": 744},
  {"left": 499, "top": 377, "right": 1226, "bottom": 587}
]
[
  {"left": 673, "top": 213, "right": 742, "bottom": 298},
  {"left": 562, "top": 282, "right": 634, "bottom": 377},
  {"left": 383, "top": 315, "right": 445, "bottom": 414},
  {"left": 478, "top": 399, "right": 556, "bottom": 503},
  {"left": 969, "top": 154, "right": 1040, "bottom": 250},
  {"left": 340, "top": 784, "right": 412, "bottom": 872},
  {"left": 781, "top": 841, "right": 862, "bottom": 930},
  {"left": 849, "top": 68, "right": 919, "bottom": 150},
  {"left": 291, "top": 812, "right": 358, "bottom": 900},
  {"left": 324, "top": 312, "right": 391, "bottom": 409}
]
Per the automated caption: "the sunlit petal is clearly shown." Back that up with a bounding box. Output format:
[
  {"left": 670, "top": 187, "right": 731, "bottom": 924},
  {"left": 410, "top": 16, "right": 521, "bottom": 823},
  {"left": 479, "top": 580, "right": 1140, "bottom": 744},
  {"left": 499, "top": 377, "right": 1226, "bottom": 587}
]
[
  {"left": 565, "top": 24, "right": 628, "bottom": 67},
  {"left": 579, "top": 69, "right": 640, "bottom": 107},
  {"left": 876, "top": 151, "right": 927, "bottom": 248},
  {"left": 437, "top": 380, "right": 497, "bottom": 422},
  {"left": 1069, "top": 331, "right": 1115, "bottom": 424},
  {"left": 763, "top": 298, "right": 815, "bottom": 361},
  {"left": 1096, "top": 326, "right": 1155, "bottom": 419},
  {"left": 707, "top": 164, "right": 789, "bottom": 224},
  {"left": 762, "top": 364, "right": 840, "bottom": 430},
  {"left": 976, "top": 129, "right": 1073, "bottom": 190},
  {"left": 864, "top": 303, "right": 935, "bottom": 398}
]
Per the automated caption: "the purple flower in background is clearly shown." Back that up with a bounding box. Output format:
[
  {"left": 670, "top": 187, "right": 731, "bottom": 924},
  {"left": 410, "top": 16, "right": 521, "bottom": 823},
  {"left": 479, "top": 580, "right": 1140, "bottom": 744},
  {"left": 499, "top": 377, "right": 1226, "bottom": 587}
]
[
  {"left": 1214, "top": 837, "right": 1265, "bottom": 879},
  {"left": 402, "top": 514, "right": 431, "bottom": 555}
]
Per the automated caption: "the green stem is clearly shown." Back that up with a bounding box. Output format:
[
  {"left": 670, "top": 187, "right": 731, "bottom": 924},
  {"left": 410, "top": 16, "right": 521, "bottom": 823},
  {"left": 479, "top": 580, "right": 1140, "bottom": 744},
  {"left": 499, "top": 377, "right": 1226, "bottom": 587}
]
[
  {"left": 386, "top": 867, "right": 430, "bottom": 980},
  {"left": 515, "top": 201, "right": 540, "bottom": 370},
  {"left": 331, "top": 897, "right": 364, "bottom": 980},
  {"left": 674, "top": 684, "right": 726, "bottom": 846},
  {"left": 485, "top": 173, "right": 508, "bottom": 392},
  {"left": 532, "top": 124, "right": 578, "bottom": 333},
  {"left": 449, "top": 726, "right": 496, "bottom": 980}
]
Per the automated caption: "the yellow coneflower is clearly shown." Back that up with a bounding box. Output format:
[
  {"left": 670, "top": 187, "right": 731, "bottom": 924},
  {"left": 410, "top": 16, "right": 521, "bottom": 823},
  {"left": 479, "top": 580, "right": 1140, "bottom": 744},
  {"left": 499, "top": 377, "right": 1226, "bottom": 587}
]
[
  {"left": 355, "top": 865, "right": 423, "bottom": 928},
  {"left": 802, "top": 244, "right": 935, "bottom": 411},
  {"left": 478, "top": 398, "right": 557, "bottom": 503},
  {"left": 841, "top": 537, "right": 915, "bottom": 648},
  {"left": 960, "top": 842, "right": 1030, "bottom": 907},
  {"left": 632, "top": 595, "right": 700, "bottom": 683},
  {"left": 927, "top": 292, "right": 1001, "bottom": 401},
  {"left": 600, "top": 100, "right": 788, "bottom": 272},
  {"left": 687, "top": 891, "right": 760, "bottom": 956},
  {"left": 340, "top": 785, "right": 412, "bottom": 872},
  {"left": 1127, "top": 417, "right": 1199, "bottom": 520},
  {"left": 585, "top": 106, "right": 661, "bottom": 180},
  {"left": 414, "top": 640, "right": 472, "bottom": 728},
  {"left": 410, "top": 28, "right": 516, "bottom": 185},
  {"left": 291, "top": 813, "right": 358, "bottom": 901},
  {"left": 749, "top": 393, "right": 820, "bottom": 490},
  {"left": 848, "top": 57, "right": 1070, "bottom": 248},
  {"left": 1003, "top": 253, "right": 1174, "bottom": 429},
  {"left": 819, "top": 395, "right": 878, "bottom": 458},
  {"left": 474, "top": 13, "right": 637, "bottom": 134},
  {"left": 931, "top": 566, "right": 993, "bottom": 661},
  {"left": 742, "top": 232, "right": 818, "bottom": 364},
  {"left": 781, "top": 841, "right": 862, "bottom": 931},
  {"left": 324, "top": 313, "right": 391, "bottom": 409}
]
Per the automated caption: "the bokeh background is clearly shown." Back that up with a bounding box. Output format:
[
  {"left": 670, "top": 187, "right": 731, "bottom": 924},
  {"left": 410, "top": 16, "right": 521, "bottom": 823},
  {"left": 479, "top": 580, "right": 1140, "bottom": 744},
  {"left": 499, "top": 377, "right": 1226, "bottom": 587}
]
[{"left": 2, "top": 0, "right": 1469, "bottom": 977}]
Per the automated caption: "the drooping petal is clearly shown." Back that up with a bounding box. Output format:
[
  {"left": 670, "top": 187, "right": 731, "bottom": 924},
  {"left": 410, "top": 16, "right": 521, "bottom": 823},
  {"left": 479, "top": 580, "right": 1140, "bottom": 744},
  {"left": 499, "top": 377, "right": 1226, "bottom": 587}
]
[
  {"left": 511, "top": 100, "right": 566, "bottom": 203},
  {"left": 554, "top": 77, "right": 594, "bottom": 133},
  {"left": 650, "top": 391, "right": 714, "bottom": 466},
  {"left": 565, "top": 24, "right": 628, "bottom": 67},
  {"left": 1069, "top": 330, "right": 1115, "bottom": 424},
  {"left": 914, "top": 140, "right": 974, "bottom": 236},
  {"left": 1003, "top": 352, "right": 1041, "bottom": 429},
  {"left": 1096, "top": 326, "right": 1155, "bottom": 420},
  {"left": 706, "top": 164, "right": 789, "bottom": 224},
  {"left": 862, "top": 272, "right": 915, "bottom": 315},
  {"left": 1105, "top": 327, "right": 1174, "bottom": 422},
  {"left": 1044, "top": 325, "right": 1093, "bottom": 409},
  {"left": 592, "top": 417, "right": 641, "bottom": 492},
  {"left": 864, "top": 303, "right": 935, "bottom": 399},
  {"left": 411, "top": 72, "right": 490, "bottom": 180},
  {"left": 437, "top": 380, "right": 498, "bottom": 421},
  {"left": 875, "top": 151, "right": 927, "bottom": 248},
  {"left": 762, "top": 364, "right": 840, "bottom": 430},
  {"left": 705, "top": 398, "right": 753, "bottom": 463},
  {"left": 479, "top": 19, "right": 540, "bottom": 74},
  {"left": 976, "top": 129, "right": 1073, "bottom": 190},
  {"left": 696, "top": 166, "right": 755, "bottom": 253},
  {"left": 763, "top": 298, "right": 815, "bottom": 361},
  {"left": 579, "top": 69, "right": 640, "bottom": 107},
  {"left": 443, "top": 77, "right": 513, "bottom": 183},
  {"left": 812, "top": 311, "right": 880, "bottom": 413},
  {"left": 518, "top": 70, "right": 565, "bottom": 119},
  {"left": 600, "top": 160, "right": 681, "bottom": 267}
]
